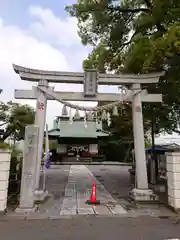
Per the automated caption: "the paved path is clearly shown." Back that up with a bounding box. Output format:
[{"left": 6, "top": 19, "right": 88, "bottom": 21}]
[
  {"left": 8, "top": 165, "right": 177, "bottom": 219},
  {"left": 5, "top": 165, "right": 180, "bottom": 239},
  {"left": 88, "top": 165, "right": 131, "bottom": 200},
  {"left": 60, "top": 165, "right": 127, "bottom": 216},
  {"left": 89, "top": 165, "right": 176, "bottom": 218}
]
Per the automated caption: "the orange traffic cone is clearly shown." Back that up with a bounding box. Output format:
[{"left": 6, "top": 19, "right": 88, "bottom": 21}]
[{"left": 86, "top": 183, "right": 100, "bottom": 205}]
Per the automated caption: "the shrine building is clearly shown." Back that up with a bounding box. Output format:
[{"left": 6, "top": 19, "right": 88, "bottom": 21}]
[{"left": 47, "top": 116, "right": 109, "bottom": 161}]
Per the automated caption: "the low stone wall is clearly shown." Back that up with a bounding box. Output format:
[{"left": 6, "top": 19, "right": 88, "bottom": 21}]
[
  {"left": 0, "top": 150, "right": 11, "bottom": 213},
  {"left": 166, "top": 152, "right": 180, "bottom": 211}
]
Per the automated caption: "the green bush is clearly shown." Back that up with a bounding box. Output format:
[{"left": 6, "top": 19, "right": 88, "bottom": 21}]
[
  {"left": 0, "top": 141, "right": 10, "bottom": 150},
  {"left": 10, "top": 145, "right": 22, "bottom": 158},
  {"left": 101, "top": 140, "right": 133, "bottom": 162}
]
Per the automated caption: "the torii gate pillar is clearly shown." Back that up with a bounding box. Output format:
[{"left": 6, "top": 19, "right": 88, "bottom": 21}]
[
  {"left": 131, "top": 84, "right": 158, "bottom": 201},
  {"left": 34, "top": 80, "right": 48, "bottom": 193},
  {"left": 132, "top": 84, "right": 148, "bottom": 189}
]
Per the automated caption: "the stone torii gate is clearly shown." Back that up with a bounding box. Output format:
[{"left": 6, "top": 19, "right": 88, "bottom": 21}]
[{"left": 13, "top": 64, "right": 164, "bottom": 209}]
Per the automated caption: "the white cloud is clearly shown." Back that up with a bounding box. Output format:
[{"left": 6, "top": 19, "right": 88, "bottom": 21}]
[
  {"left": 27, "top": 5, "right": 93, "bottom": 72},
  {"left": 0, "top": 5, "right": 96, "bottom": 128},
  {"left": 0, "top": 17, "right": 69, "bottom": 98},
  {"left": 28, "top": 5, "right": 81, "bottom": 47}
]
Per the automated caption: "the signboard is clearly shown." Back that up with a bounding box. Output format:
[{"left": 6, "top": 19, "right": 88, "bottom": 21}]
[
  {"left": 84, "top": 70, "right": 97, "bottom": 97},
  {"left": 19, "top": 125, "right": 39, "bottom": 208}
]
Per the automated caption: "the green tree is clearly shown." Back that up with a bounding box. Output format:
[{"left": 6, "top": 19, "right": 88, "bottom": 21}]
[
  {"left": 66, "top": 0, "right": 180, "bottom": 135},
  {"left": 0, "top": 101, "right": 35, "bottom": 142}
]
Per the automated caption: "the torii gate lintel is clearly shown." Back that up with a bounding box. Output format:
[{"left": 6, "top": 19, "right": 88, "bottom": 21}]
[{"left": 12, "top": 64, "right": 164, "bottom": 85}]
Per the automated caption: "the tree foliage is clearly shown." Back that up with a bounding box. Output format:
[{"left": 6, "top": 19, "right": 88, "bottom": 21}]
[
  {"left": 66, "top": 0, "right": 180, "bottom": 137},
  {"left": 0, "top": 101, "right": 35, "bottom": 142}
]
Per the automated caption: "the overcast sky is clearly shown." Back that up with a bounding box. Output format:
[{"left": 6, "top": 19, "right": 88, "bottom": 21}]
[{"left": 0, "top": 0, "right": 119, "bottom": 128}]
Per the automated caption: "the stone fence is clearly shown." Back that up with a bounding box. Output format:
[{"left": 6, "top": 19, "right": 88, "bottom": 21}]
[
  {"left": 0, "top": 150, "right": 11, "bottom": 213},
  {"left": 166, "top": 152, "right": 180, "bottom": 211}
]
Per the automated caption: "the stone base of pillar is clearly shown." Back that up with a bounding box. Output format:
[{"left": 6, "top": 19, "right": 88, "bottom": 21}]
[
  {"left": 34, "top": 190, "right": 49, "bottom": 202},
  {"left": 130, "top": 188, "right": 159, "bottom": 202},
  {"left": 168, "top": 196, "right": 180, "bottom": 212},
  {"left": 15, "top": 205, "right": 38, "bottom": 214}
]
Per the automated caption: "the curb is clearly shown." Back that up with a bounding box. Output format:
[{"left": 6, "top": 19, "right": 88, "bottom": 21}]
[{"left": 50, "top": 162, "right": 132, "bottom": 166}]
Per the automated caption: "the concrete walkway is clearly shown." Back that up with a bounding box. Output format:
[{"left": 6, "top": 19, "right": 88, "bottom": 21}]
[
  {"left": 60, "top": 165, "right": 127, "bottom": 216},
  {"left": 7, "top": 165, "right": 177, "bottom": 220}
]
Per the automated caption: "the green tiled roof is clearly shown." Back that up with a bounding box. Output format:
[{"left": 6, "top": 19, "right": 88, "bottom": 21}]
[{"left": 48, "top": 119, "right": 109, "bottom": 138}]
